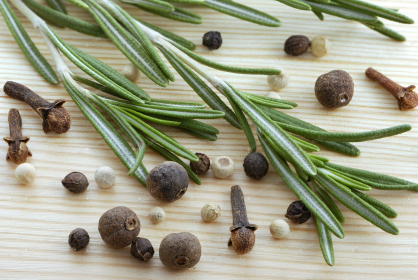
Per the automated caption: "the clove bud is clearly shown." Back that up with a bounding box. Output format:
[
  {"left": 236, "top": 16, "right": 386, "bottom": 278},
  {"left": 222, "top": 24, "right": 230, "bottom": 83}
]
[
  {"left": 228, "top": 185, "right": 258, "bottom": 255},
  {"left": 4, "top": 108, "right": 31, "bottom": 164},
  {"left": 3, "top": 81, "right": 71, "bottom": 133}
]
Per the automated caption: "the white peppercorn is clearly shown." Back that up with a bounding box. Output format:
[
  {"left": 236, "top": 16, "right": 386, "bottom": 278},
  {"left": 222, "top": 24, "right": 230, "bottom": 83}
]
[
  {"left": 267, "top": 69, "right": 290, "bottom": 91},
  {"left": 265, "top": 91, "right": 281, "bottom": 100},
  {"left": 15, "top": 163, "right": 36, "bottom": 184},
  {"left": 201, "top": 203, "right": 221, "bottom": 222},
  {"left": 310, "top": 36, "right": 331, "bottom": 58},
  {"left": 95, "top": 166, "right": 116, "bottom": 189},
  {"left": 211, "top": 156, "right": 234, "bottom": 179},
  {"left": 270, "top": 219, "right": 290, "bottom": 239},
  {"left": 121, "top": 63, "right": 140, "bottom": 82},
  {"left": 149, "top": 207, "right": 166, "bottom": 224}
]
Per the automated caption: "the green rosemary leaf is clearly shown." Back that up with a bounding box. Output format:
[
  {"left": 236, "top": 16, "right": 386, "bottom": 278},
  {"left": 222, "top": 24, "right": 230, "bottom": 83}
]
[
  {"left": 143, "top": 137, "right": 201, "bottom": 184},
  {"left": 68, "top": 46, "right": 150, "bottom": 100},
  {"left": 277, "top": 122, "right": 411, "bottom": 142},
  {"left": 244, "top": 94, "right": 298, "bottom": 108},
  {"left": 314, "top": 216, "right": 335, "bottom": 266},
  {"left": 318, "top": 167, "right": 371, "bottom": 191},
  {"left": 260, "top": 106, "right": 360, "bottom": 156},
  {"left": 242, "top": 97, "right": 294, "bottom": 110},
  {"left": 72, "top": 75, "right": 118, "bottom": 96},
  {"left": 157, "top": 43, "right": 241, "bottom": 128},
  {"left": 315, "top": 171, "right": 399, "bottom": 235},
  {"left": 135, "top": 18, "right": 195, "bottom": 50},
  {"left": 310, "top": 0, "right": 330, "bottom": 3},
  {"left": 180, "top": 128, "right": 218, "bottom": 141},
  {"left": 351, "top": 189, "right": 397, "bottom": 218},
  {"left": 309, "top": 157, "right": 325, "bottom": 167},
  {"left": 140, "top": 5, "right": 202, "bottom": 24},
  {"left": 164, "top": 0, "right": 203, "bottom": 3},
  {"left": 333, "top": 0, "right": 414, "bottom": 24},
  {"left": 117, "top": 107, "right": 182, "bottom": 126},
  {"left": 149, "top": 116, "right": 219, "bottom": 134},
  {"left": 120, "top": 0, "right": 174, "bottom": 13},
  {"left": 258, "top": 131, "right": 344, "bottom": 238},
  {"left": 296, "top": 166, "right": 309, "bottom": 181},
  {"left": 225, "top": 85, "right": 317, "bottom": 176},
  {"left": 45, "top": 0, "right": 67, "bottom": 14},
  {"left": 309, "top": 154, "right": 329, "bottom": 163},
  {"left": 312, "top": 180, "right": 345, "bottom": 223},
  {"left": 62, "top": 74, "right": 148, "bottom": 185},
  {"left": 203, "top": 0, "right": 281, "bottom": 27},
  {"left": 290, "top": 135, "right": 320, "bottom": 152},
  {"left": 312, "top": 10, "right": 324, "bottom": 20},
  {"left": 0, "top": 0, "right": 58, "bottom": 84},
  {"left": 101, "top": 0, "right": 174, "bottom": 81},
  {"left": 65, "top": 0, "right": 88, "bottom": 10},
  {"left": 299, "top": 0, "right": 378, "bottom": 23},
  {"left": 89, "top": 94, "right": 146, "bottom": 176},
  {"left": 119, "top": 109, "right": 199, "bottom": 162},
  {"left": 275, "top": 0, "right": 311, "bottom": 11},
  {"left": 366, "top": 19, "right": 384, "bottom": 28},
  {"left": 364, "top": 24, "right": 406, "bottom": 41},
  {"left": 170, "top": 41, "right": 282, "bottom": 76},
  {"left": 24, "top": 0, "right": 106, "bottom": 37},
  {"left": 85, "top": 0, "right": 169, "bottom": 87},
  {"left": 146, "top": 99, "right": 206, "bottom": 109}
]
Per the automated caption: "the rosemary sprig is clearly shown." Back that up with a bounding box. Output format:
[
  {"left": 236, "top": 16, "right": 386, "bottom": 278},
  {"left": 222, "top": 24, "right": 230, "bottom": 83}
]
[
  {"left": 121, "top": 0, "right": 175, "bottom": 13},
  {"left": 45, "top": 0, "right": 67, "bottom": 14},
  {"left": 314, "top": 216, "right": 335, "bottom": 266},
  {"left": 312, "top": 180, "right": 345, "bottom": 223},
  {"left": 0, "top": 0, "right": 58, "bottom": 84}
]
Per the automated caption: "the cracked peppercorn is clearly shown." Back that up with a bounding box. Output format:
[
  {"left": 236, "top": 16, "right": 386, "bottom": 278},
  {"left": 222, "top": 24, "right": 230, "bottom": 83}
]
[
  {"left": 131, "top": 237, "right": 154, "bottom": 262},
  {"left": 285, "top": 201, "right": 312, "bottom": 224},
  {"left": 203, "top": 31, "right": 222, "bottom": 50},
  {"left": 190, "top": 153, "right": 210, "bottom": 175},
  {"left": 243, "top": 152, "right": 269, "bottom": 180},
  {"left": 68, "top": 228, "right": 90, "bottom": 251}
]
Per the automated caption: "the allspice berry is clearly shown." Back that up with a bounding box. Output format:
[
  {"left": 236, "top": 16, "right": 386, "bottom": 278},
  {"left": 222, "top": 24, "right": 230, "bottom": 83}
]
[
  {"left": 315, "top": 70, "right": 354, "bottom": 108},
  {"left": 284, "top": 35, "right": 310, "bottom": 56},
  {"left": 190, "top": 153, "right": 210, "bottom": 175},
  {"left": 203, "top": 31, "right": 222, "bottom": 50},
  {"left": 98, "top": 206, "right": 140, "bottom": 248},
  {"left": 131, "top": 237, "right": 154, "bottom": 262},
  {"left": 147, "top": 162, "right": 189, "bottom": 203},
  {"left": 68, "top": 228, "right": 90, "bottom": 251},
  {"left": 285, "top": 201, "right": 312, "bottom": 224},
  {"left": 62, "top": 172, "right": 89, "bottom": 193},
  {"left": 159, "top": 232, "right": 201, "bottom": 270},
  {"left": 243, "top": 152, "right": 269, "bottom": 180}
]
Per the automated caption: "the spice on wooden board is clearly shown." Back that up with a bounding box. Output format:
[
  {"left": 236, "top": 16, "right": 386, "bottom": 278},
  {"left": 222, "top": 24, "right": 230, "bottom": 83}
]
[
  {"left": 62, "top": 172, "right": 89, "bottom": 193},
  {"left": 202, "top": 31, "right": 222, "bottom": 50},
  {"left": 365, "top": 67, "right": 418, "bottom": 111},
  {"left": 190, "top": 153, "right": 210, "bottom": 175},
  {"left": 159, "top": 232, "right": 201, "bottom": 270},
  {"left": 315, "top": 70, "right": 354, "bottom": 108},
  {"left": 284, "top": 35, "right": 310, "bottom": 56},
  {"left": 68, "top": 228, "right": 90, "bottom": 251},
  {"left": 285, "top": 200, "right": 312, "bottom": 224},
  {"left": 211, "top": 156, "right": 234, "bottom": 179},
  {"left": 228, "top": 185, "right": 258, "bottom": 255},
  {"left": 243, "top": 152, "right": 269, "bottom": 180},
  {"left": 4, "top": 108, "right": 31, "bottom": 164},
  {"left": 3, "top": 81, "right": 71, "bottom": 134},
  {"left": 131, "top": 237, "right": 154, "bottom": 261}
]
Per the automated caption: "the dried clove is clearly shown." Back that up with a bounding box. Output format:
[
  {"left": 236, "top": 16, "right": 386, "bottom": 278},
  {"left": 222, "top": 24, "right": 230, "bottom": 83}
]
[
  {"left": 3, "top": 81, "right": 71, "bottom": 134},
  {"left": 365, "top": 67, "right": 418, "bottom": 111},
  {"left": 228, "top": 185, "right": 258, "bottom": 255},
  {"left": 4, "top": 108, "right": 31, "bottom": 164}
]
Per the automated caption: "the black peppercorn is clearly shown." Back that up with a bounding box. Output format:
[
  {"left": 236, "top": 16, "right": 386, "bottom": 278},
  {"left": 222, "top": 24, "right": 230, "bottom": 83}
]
[
  {"left": 243, "top": 152, "right": 269, "bottom": 180},
  {"left": 284, "top": 35, "right": 311, "bottom": 56},
  {"left": 159, "top": 232, "right": 201, "bottom": 270},
  {"left": 203, "top": 31, "right": 222, "bottom": 50},
  {"left": 131, "top": 237, "right": 154, "bottom": 261},
  {"left": 190, "top": 153, "right": 210, "bottom": 175},
  {"left": 315, "top": 70, "right": 354, "bottom": 108},
  {"left": 146, "top": 161, "right": 189, "bottom": 203},
  {"left": 68, "top": 228, "right": 90, "bottom": 251},
  {"left": 62, "top": 172, "right": 89, "bottom": 193},
  {"left": 285, "top": 201, "right": 312, "bottom": 224}
]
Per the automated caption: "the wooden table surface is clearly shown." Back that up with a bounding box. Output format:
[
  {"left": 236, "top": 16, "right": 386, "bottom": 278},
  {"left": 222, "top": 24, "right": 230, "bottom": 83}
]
[{"left": 0, "top": 0, "right": 417, "bottom": 279}]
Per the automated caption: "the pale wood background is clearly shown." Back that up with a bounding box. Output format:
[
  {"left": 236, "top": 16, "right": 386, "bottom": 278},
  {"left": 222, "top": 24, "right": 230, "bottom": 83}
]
[{"left": 0, "top": 0, "right": 417, "bottom": 279}]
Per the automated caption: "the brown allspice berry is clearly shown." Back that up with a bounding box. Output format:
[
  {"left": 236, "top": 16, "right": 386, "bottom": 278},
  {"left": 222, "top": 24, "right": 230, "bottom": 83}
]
[
  {"left": 98, "top": 206, "right": 140, "bottom": 248},
  {"left": 68, "top": 228, "right": 90, "bottom": 251},
  {"left": 228, "top": 185, "right": 258, "bottom": 255},
  {"left": 4, "top": 108, "right": 32, "bottom": 164},
  {"left": 190, "top": 153, "right": 210, "bottom": 175},
  {"left": 284, "top": 35, "right": 311, "bottom": 56},
  {"left": 131, "top": 237, "right": 154, "bottom": 262},
  {"left": 3, "top": 81, "right": 71, "bottom": 134},
  {"left": 366, "top": 67, "right": 418, "bottom": 111},
  {"left": 203, "top": 31, "right": 222, "bottom": 50},
  {"left": 243, "top": 152, "right": 269, "bottom": 180},
  {"left": 62, "top": 172, "right": 89, "bottom": 193},
  {"left": 285, "top": 200, "right": 312, "bottom": 224},
  {"left": 146, "top": 161, "right": 189, "bottom": 203},
  {"left": 315, "top": 70, "right": 354, "bottom": 108},
  {"left": 159, "top": 232, "right": 201, "bottom": 270}
]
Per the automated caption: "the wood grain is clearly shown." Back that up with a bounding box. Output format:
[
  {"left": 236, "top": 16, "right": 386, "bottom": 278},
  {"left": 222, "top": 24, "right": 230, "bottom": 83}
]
[{"left": 0, "top": 0, "right": 417, "bottom": 279}]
